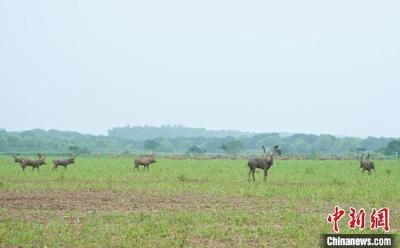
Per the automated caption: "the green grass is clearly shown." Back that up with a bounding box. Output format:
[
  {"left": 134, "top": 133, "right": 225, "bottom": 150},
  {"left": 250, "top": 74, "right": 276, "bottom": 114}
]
[{"left": 0, "top": 156, "right": 399, "bottom": 247}]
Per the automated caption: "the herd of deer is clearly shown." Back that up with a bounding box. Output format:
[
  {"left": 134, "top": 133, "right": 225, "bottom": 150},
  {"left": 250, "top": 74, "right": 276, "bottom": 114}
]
[
  {"left": 11, "top": 146, "right": 376, "bottom": 181},
  {"left": 13, "top": 153, "right": 76, "bottom": 171}
]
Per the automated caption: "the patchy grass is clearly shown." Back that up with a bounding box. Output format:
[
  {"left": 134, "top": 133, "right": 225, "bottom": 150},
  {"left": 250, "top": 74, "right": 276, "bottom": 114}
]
[{"left": 0, "top": 156, "right": 399, "bottom": 247}]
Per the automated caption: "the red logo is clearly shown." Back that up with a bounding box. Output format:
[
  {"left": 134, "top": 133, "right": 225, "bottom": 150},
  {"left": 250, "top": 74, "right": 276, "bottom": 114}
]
[
  {"left": 370, "top": 208, "right": 390, "bottom": 232},
  {"left": 327, "top": 206, "right": 346, "bottom": 233},
  {"left": 348, "top": 207, "right": 366, "bottom": 230},
  {"left": 327, "top": 207, "right": 390, "bottom": 233}
]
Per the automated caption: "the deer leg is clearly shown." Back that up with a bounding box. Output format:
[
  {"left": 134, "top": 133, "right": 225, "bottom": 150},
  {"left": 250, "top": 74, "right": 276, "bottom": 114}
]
[
  {"left": 64, "top": 166, "right": 67, "bottom": 171},
  {"left": 252, "top": 170, "right": 255, "bottom": 182},
  {"left": 264, "top": 169, "right": 268, "bottom": 182},
  {"left": 248, "top": 169, "right": 251, "bottom": 182}
]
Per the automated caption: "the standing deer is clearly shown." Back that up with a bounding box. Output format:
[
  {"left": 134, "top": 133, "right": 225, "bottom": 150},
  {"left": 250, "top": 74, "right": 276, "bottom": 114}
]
[
  {"left": 247, "top": 145, "right": 276, "bottom": 182},
  {"left": 53, "top": 153, "right": 76, "bottom": 171},
  {"left": 134, "top": 153, "right": 157, "bottom": 171},
  {"left": 359, "top": 153, "right": 375, "bottom": 175},
  {"left": 21, "top": 154, "right": 47, "bottom": 171}
]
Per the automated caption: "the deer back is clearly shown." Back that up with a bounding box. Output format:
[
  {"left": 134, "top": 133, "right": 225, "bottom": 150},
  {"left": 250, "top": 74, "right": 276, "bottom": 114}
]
[
  {"left": 54, "top": 157, "right": 74, "bottom": 166},
  {"left": 22, "top": 158, "right": 45, "bottom": 166},
  {"left": 135, "top": 157, "right": 156, "bottom": 166}
]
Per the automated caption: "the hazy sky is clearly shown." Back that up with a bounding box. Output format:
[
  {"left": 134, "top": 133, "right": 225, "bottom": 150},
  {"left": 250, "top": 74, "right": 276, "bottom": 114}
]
[{"left": 0, "top": 1, "right": 399, "bottom": 137}]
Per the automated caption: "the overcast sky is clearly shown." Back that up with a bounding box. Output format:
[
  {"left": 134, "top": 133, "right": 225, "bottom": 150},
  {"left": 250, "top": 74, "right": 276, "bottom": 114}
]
[{"left": 0, "top": 0, "right": 399, "bottom": 137}]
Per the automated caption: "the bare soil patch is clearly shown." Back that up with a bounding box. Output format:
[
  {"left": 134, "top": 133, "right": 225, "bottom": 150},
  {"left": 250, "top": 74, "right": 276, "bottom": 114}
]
[{"left": 0, "top": 190, "right": 283, "bottom": 213}]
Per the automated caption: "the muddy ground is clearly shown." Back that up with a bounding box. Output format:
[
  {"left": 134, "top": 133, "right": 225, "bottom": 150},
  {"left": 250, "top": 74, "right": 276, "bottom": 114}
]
[{"left": 0, "top": 190, "right": 283, "bottom": 213}]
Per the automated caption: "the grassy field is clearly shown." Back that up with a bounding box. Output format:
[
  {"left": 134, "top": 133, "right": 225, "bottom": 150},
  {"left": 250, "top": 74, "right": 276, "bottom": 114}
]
[{"left": 0, "top": 156, "right": 399, "bottom": 247}]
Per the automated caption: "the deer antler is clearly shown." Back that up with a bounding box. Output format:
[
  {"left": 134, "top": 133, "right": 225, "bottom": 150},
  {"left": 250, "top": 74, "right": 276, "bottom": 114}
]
[{"left": 261, "top": 145, "right": 266, "bottom": 154}]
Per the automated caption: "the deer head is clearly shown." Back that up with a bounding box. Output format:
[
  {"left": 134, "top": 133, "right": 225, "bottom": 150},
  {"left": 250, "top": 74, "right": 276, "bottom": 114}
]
[
  {"left": 151, "top": 152, "right": 157, "bottom": 163},
  {"left": 37, "top": 154, "right": 47, "bottom": 164}
]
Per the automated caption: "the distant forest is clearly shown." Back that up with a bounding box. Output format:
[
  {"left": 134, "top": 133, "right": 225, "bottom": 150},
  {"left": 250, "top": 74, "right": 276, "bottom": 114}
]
[
  {"left": 108, "top": 125, "right": 254, "bottom": 139},
  {"left": 0, "top": 125, "right": 399, "bottom": 156}
]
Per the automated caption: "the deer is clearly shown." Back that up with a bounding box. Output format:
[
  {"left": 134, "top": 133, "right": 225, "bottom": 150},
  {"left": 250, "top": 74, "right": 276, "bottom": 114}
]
[
  {"left": 53, "top": 153, "right": 76, "bottom": 171},
  {"left": 247, "top": 145, "right": 278, "bottom": 182},
  {"left": 134, "top": 153, "right": 157, "bottom": 171},
  {"left": 358, "top": 153, "right": 375, "bottom": 175},
  {"left": 21, "top": 154, "right": 47, "bottom": 171}
]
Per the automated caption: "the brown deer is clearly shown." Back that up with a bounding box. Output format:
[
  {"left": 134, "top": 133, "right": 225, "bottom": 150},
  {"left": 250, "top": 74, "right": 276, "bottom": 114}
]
[
  {"left": 53, "top": 153, "right": 76, "bottom": 171},
  {"left": 134, "top": 153, "right": 157, "bottom": 171},
  {"left": 21, "top": 154, "right": 47, "bottom": 171},
  {"left": 358, "top": 153, "right": 375, "bottom": 175},
  {"left": 247, "top": 145, "right": 276, "bottom": 182}
]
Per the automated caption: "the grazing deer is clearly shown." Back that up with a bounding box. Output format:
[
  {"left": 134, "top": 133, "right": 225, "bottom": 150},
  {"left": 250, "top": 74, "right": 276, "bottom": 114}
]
[
  {"left": 247, "top": 145, "right": 276, "bottom": 182},
  {"left": 53, "top": 153, "right": 76, "bottom": 171},
  {"left": 21, "top": 154, "right": 47, "bottom": 171},
  {"left": 359, "top": 153, "right": 375, "bottom": 175},
  {"left": 134, "top": 153, "right": 157, "bottom": 171}
]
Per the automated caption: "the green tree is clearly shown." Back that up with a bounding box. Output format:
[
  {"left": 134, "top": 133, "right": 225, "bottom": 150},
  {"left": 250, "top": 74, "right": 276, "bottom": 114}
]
[
  {"left": 384, "top": 140, "right": 400, "bottom": 156},
  {"left": 144, "top": 139, "right": 160, "bottom": 151},
  {"left": 293, "top": 138, "right": 311, "bottom": 154},
  {"left": 159, "top": 140, "right": 174, "bottom": 152},
  {"left": 313, "top": 135, "right": 335, "bottom": 153},
  {"left": 221, "top": 140, "right": 244, "bottom": 154},
  {"left": 0, "top": 136, "right": 6, "bottom": 150},
  {"left": 187, "top": 145, "right": 205, "bottom": 154},
  {"left": 69, "top": 145, "right": 90, "bottom": 154},
  {"left": 7, "top": 136, "right": 23, "bottom": 148}
]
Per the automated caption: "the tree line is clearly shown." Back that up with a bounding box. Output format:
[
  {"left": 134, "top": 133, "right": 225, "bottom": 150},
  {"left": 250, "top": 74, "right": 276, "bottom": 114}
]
[{"left": 0, "top": 127, "right": 398, "bottom": 157}]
